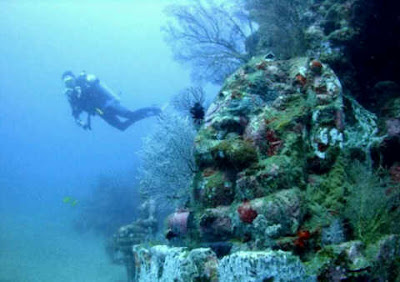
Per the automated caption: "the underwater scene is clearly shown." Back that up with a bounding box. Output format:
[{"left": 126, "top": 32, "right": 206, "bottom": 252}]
[{"left": 1, "top": 0, "right": 400, "bottom": 281}]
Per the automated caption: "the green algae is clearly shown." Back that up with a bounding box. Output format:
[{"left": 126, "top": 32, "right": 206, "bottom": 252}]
[
  {"left": 210, "top": 138, "right": 258, "bottom": 170},
  {"left": 344, "top": 163, "right": 399, "bottom": 244},
  {"left": 235, "top": 155, "right": 305, "bottom": 201},
  {"left": 202, "top": 171, "right": 234, "bottom": 208},
  {"left": 265, "top": 94, "right": 309, "bottom": 133},
  {"left": 305, "top": 156, "right": 348, "bottom": 229}
]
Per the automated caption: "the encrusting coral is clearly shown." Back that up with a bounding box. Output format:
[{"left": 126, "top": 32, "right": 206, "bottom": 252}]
[
  {"left": 116, "top": 1, "right": 400, "bottom": 279},
  {"left": 183, "top": 54, "right": 400, "bottom": 280}
]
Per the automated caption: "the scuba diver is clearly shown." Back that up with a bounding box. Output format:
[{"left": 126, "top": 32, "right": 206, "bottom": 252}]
[{"left": 62, "top": 71, "right": 161, "bottom": 131}]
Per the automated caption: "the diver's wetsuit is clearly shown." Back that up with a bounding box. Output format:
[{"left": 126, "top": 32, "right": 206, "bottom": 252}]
[{"left": 66, "top": 73, "right": 160, "bottom": 131}]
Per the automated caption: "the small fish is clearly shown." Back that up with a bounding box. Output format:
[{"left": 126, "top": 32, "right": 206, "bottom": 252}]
[
  {"left": 63, "top": 196, "right": 79, "bottom": 207},
  {"left": 63, "top": 196, "right": 71, "bottom": 203}
]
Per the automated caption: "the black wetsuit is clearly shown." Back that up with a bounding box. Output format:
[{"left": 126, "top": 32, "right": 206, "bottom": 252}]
[{"left": 66, "top": 73, "right": 160, "bottom": 131}]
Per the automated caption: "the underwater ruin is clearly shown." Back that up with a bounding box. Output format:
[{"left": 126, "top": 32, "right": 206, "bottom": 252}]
[{"left": 107, "top": 1, "right": 400, "bottom": 281}]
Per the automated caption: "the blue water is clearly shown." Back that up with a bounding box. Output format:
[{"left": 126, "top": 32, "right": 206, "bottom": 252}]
[{"left": 0, "top": 1, "right": 193, "bottom": 281}]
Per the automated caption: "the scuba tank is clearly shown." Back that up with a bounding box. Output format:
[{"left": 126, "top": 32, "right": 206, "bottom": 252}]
[
  {"left": 77, "top": 71, "right": 120, "bottom": 101},
  {"left": 76, "top": 71, "right": 121, "bottom": 116}
]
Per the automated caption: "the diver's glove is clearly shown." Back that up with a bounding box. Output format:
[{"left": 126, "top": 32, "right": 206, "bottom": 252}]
[
  {"left": 76, "top": 119, "right": 90, "bottom": 130},
  {"left": 82, "top": 124, "right": 91, "bottom": 130}
]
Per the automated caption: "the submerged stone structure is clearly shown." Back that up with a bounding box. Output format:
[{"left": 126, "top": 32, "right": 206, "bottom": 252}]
[
  {"left": 128, "top": 234, "right": 400, "bottom": 281},
  {"left": 131, "top": 245, "right": 313, "bottom": 282},
  {"left": 119, "top": 55, "right": 399, "bottom": 281},
  {"left": 191, "top": 56, "right": 347, "bottom": 245},
  {"left": 114, "top": 1, "right": 400, "bottom": 280}
]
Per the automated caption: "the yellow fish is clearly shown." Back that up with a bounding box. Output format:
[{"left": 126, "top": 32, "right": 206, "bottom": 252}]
[
  {"left": 63, "top": 196, "right": 71, "bottom": 203},
  {"left": 63, "top": 196, "right": 79, "bottom": 207}
]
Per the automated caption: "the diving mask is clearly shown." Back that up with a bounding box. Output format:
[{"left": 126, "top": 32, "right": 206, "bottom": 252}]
[{"left": 63, "top": 76, "right": 76, "bottom": 88}]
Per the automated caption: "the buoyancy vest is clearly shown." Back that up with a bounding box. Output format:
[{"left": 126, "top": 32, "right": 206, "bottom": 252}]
[{"left": 75, "top": 72, "right": 120, "bottom": 114}]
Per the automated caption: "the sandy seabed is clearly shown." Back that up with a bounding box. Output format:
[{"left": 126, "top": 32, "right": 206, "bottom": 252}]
[{"left": 0, "top": 211, "right": 126, "bottom": 282}]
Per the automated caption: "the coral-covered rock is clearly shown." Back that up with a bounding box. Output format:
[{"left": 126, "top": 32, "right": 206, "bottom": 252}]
[
  {"left": 194, "top": 188, "right": 303, "bottom": 245},
  {"left": 321, "top": 219, "right": 346, "bottom": 246},
  {"left": 370, "top": 234, "right": 400, "bottom": 264},
  {"left": 132, "top": 245, "right": 218, "bottom": 282},
  {"left": 210, "top": 138, "right": 258, "bottom": 170},
  {"left": 235, "top": 156, "right": 303, "bottom": 201},
  {"left": 199, "top": 207, "right": 233, "bottom": 242},
  {"left": 190, "top": 57, "right": 352, "bottom": 254},
  {"left": 307, "top": 241, "right": 370, "bottom": 280},
  {"left": 184, "top": 52, "right": 398, "bottom": 281},
  {"left": 128, "top": 236, "right": 400, "bottom": 282},
  {"left": 194, "top": 56, "right": 344, "bottom": 208},
  {"left": 237, "top": 200, "right": 258, "bottom": 224},
  {"left": 130, "top": 245, "right": 313, "bottom": 282},
  {"left": 308, "top": 236, "right": 400, "bottom": 281},
  {"left": 115, "top": 3, "right": 400, "bottom": 280},
  {"left": 250, "top": 189, "right": 303, "bottom": 236},
  {"left": 199, "top": 171, "right": 234, "bottom": 208},
  {"left": 219, "top": 250, "right": 313, "bottom": 282}
]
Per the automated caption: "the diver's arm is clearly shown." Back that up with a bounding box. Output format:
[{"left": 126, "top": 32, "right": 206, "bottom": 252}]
[
  {"left": 83, "top": 114, "right": 92, "bottom": 130},
  {"left": 70, "top": 104, "right": 90, "bottom": 130},
  {"left": 69, "top": 100, "right": 84, "bottom": 128},
  {"left": 66, "top": 87, "right": 89, "bottom": 130},
  {"left": 74, "top": 112, "right": 92, "bottom": 130},
  {"left": 74, "top": 112, "right": 86, "bottom": 129}
]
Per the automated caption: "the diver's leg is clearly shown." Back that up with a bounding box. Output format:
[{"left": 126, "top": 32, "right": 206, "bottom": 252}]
[
  {"left": 111, "top": 104, "right": 161, "bottom": 123},
  {"left": 126, "top": 107, "right": 161, "bottom": 122},
  {"left": 100, "top": 113, "right": 132, "bottom": 131}
]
